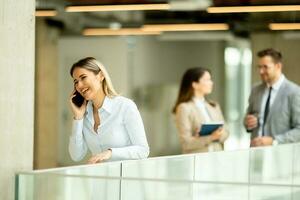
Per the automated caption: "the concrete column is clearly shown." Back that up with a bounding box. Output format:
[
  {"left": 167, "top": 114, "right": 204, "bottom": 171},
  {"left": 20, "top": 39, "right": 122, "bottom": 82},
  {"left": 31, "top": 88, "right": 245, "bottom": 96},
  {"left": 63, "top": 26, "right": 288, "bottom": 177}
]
[{"left": 0, "top": 0, "right": 35, "bottom": 199}]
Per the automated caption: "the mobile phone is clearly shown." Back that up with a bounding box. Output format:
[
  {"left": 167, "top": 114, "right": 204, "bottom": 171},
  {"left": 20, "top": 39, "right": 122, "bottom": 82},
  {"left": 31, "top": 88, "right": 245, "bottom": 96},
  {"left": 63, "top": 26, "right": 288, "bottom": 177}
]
[{"left": 72, "top": 91, "right": 85, "bottom": 107}]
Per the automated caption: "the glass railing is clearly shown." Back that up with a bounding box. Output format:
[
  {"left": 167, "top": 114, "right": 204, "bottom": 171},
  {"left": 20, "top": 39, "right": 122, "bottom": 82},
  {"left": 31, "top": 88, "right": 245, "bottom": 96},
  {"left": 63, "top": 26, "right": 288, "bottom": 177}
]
[{"left": 16, "top": 143, "right": 300, "bottom": 200}]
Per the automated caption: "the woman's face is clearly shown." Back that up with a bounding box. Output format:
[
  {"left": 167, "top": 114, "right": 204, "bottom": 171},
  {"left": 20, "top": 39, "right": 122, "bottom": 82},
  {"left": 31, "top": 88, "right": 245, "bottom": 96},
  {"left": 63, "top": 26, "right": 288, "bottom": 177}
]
[
  {"left": 193, "top": 71, "right": 213, "bottom": 95},
  {"left": 72, "top": 67, "right": 103, "bottom": 100}
]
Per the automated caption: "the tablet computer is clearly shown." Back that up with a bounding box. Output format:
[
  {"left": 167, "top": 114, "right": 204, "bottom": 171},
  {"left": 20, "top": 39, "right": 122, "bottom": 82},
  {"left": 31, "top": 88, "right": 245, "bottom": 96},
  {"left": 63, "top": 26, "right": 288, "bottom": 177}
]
[{"left": 199, "top": 123, "right": 223, "bottom": 136}]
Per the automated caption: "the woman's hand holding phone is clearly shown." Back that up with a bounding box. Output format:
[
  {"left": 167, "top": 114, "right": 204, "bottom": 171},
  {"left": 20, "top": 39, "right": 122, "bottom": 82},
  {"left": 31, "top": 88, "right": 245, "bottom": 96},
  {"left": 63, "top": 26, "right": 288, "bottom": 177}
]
[{"left": 69, "top": 90, "right": 87, "bottom": 120}]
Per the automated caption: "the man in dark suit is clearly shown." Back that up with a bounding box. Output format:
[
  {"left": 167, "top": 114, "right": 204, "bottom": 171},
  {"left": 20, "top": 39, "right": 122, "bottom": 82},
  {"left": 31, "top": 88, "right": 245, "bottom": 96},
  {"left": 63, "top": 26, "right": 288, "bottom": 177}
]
[{"left": 244, "top": 48, "right": 300, "bottom": 147}]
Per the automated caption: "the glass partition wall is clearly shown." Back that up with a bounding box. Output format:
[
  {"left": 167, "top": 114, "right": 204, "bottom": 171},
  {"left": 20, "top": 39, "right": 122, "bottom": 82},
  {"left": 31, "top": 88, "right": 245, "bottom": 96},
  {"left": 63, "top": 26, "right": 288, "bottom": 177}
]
[{"left": 17, "top": 143, "right": 300, "bottom": 200}]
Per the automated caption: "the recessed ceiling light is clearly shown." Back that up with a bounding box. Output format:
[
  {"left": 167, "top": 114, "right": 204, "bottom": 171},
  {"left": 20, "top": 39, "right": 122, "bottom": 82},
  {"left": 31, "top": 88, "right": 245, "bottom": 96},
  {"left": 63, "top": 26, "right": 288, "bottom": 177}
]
[
  {"left": 269, "top": 23, "right": 300, "bottom": 30},
  {"left": 142, "top": 24, "right": 229, "bottom": 32},
  {"left": 83, "top": 28, "right": 161, "bottom": 36},
  {"left": 35, "top": 9, "right": 57, "bottom": 17},
  {"left": 66, "top": 4, "right": 170, "bottom": 12},
  {"left": 207, "top": 5, "right": 300, "bottom": 13}
]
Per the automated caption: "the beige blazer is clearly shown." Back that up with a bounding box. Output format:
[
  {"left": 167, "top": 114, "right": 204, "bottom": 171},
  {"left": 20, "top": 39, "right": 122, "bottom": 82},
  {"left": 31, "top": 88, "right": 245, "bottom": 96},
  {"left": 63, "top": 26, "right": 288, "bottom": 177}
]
[{"left": 175, "top": 100, "right": 229, "bottom": 154}]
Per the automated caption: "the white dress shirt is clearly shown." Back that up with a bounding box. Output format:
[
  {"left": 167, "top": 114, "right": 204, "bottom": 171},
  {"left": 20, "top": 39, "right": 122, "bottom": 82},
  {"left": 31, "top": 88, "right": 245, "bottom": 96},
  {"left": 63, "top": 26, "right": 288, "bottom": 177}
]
[
  {"left": 69, "top": 96, "right": 149, "bottom": 162},
  {"left": 194, "top": 97, "right": 212, "bottom": 123},
  {"left": 258, "top": 74, "right": 285, "bottom": 136}
]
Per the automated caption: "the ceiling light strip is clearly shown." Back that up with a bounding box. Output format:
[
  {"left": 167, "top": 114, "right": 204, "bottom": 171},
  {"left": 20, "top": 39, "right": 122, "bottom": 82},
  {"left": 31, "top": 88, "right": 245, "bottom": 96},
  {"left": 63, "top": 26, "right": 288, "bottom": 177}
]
[
  {"left": 207, "top": 5, "right": 300, "bottom": 13},
  {"left": 35, "top": 10, "right": 57, "bottom": 17},
  {"left": 83, "top": 28, "right": 161, "bottom": 36},
  {"left": 66, "top": 4, "right": 170, "bottom": 12},
  {"left": 269, "top": 23, "right": 300, "bottom": 30},
  {"left": 142, "top": 24, "right": 229, "bottom": 32}
]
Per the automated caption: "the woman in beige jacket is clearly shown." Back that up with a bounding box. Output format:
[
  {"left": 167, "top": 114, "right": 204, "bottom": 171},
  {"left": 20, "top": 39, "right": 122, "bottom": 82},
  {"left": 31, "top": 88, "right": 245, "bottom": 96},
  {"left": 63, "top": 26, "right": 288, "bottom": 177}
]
[{"left": 173, "top": 67, "right": 229, "bottom": 154}]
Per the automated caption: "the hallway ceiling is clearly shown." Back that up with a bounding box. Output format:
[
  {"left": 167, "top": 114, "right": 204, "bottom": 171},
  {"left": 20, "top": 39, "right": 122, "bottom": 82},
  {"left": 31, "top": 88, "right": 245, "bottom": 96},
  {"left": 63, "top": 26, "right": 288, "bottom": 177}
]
[{"left": 36, "top": 0, "right": 300, "bottom": 36}]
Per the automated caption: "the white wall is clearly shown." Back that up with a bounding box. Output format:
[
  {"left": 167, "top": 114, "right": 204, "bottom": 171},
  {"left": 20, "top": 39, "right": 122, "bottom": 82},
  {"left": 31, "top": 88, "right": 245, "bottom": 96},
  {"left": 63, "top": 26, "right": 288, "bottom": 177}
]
[{"left": 132, "top": 37, "right": 225, "bottom": 103}]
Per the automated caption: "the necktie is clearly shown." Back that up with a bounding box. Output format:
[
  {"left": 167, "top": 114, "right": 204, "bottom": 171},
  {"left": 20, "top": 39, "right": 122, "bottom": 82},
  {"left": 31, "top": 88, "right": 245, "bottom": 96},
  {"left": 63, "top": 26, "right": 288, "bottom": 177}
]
[{"left": 262, "top": 87, "right": 272, "bottom": 136}]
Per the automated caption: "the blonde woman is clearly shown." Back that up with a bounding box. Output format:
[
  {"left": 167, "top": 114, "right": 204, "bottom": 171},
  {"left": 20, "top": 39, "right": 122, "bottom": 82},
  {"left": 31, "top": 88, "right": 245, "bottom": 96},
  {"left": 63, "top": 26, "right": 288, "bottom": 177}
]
[
  {"left": 173, "top": 67, "right": 229, "bottom": 154},
  {"left": 69, "top": 57, "right": 149, "bottom": 163}
]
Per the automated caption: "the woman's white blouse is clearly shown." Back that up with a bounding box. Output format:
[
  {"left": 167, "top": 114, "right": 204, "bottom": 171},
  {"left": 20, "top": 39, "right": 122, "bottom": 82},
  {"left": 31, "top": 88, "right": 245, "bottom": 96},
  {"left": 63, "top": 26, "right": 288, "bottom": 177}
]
[{"left": 69, "top": 96, "right": 149, "bottom": 162}]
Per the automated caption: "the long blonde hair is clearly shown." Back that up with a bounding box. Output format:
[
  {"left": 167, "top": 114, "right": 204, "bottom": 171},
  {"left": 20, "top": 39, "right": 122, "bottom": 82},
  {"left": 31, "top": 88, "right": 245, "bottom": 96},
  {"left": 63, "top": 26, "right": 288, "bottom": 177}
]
[{"left": 70, "top": 57, "right": 118, "bottom": 97}]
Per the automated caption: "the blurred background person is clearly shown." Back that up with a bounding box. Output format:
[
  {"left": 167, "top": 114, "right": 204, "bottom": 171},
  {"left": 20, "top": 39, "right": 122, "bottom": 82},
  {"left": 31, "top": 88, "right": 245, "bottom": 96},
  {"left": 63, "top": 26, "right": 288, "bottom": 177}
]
[
  {"left": 69, "top": 57, "right": 149, "bottom": 164},
  {"left": 244, "top": 48, "right": 300, "bottom": 147},
  {"left": 173, "top": 67, "right": 229, "bottom": 153}
]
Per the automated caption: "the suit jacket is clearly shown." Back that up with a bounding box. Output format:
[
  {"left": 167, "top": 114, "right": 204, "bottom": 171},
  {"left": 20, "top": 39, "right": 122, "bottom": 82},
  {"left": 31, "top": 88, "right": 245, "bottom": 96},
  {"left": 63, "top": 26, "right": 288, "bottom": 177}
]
[
  {"left": 246, "top": 78, "right": 300, "bottom": 143},
  {"left": 175, "top": 99, "right": 229, "bottom": 154}
]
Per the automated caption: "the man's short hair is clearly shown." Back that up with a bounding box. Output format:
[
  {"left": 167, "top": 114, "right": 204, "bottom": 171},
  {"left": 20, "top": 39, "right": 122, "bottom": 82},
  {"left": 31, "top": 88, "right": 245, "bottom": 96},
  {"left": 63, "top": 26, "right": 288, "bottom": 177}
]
[{"left": 257, "top": 48, "right": 282, "bottom": 63}]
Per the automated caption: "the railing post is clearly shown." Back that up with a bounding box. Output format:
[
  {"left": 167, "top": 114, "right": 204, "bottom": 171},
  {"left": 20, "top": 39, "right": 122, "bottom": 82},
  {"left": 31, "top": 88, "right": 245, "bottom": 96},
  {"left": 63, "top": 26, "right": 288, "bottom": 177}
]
[{"left": 119, "top": 162, "right": 123, "bottom": 200}]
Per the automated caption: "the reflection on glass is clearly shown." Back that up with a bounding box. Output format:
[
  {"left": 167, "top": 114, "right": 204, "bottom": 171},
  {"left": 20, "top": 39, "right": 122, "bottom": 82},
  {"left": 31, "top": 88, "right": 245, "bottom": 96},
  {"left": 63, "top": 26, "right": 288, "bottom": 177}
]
[
  {"left": 249, "top": 144, "right": 293, "bottom": 185},
  {"left": 249, "top": 186, "right": 291, "bottom": 200},
  {"left": 55, "top": 162, "right": 121, "bottom": 177},
  {"left": 194, "top": 184, "right": 248, "bottom": 200},
  {"left": 122, "top": 180, "right": 193, "bottom": 200},
  {"left": 18, "top": 174, "right": 120, "bottom": 200},
  {"left": 195, "top": 150, "right": 249, "bottom": 183},
  {"left": 122, "top": 181, "right": 248, "bottom": 200},
  {"left": 293, "top": 143, "right": 300, "bottom": 185},
  {"left": 292, "top": 187, "right": 300, "bottom": 199},
  {"left": 17, "top": 143, "right": 300, "bottom": 200},
  {"left": 122, "top": 155, "right": 194, "bottom": 180}
]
